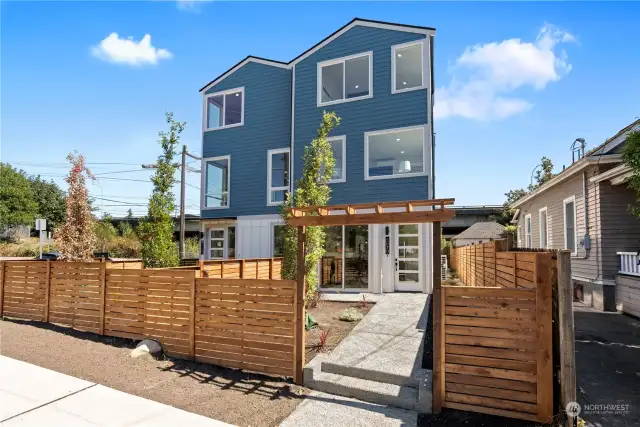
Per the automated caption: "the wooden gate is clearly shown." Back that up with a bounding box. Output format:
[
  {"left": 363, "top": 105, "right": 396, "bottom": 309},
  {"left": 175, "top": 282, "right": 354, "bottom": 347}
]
[{"left": 434, "top": 252, "right": 553, "bottom": 423}]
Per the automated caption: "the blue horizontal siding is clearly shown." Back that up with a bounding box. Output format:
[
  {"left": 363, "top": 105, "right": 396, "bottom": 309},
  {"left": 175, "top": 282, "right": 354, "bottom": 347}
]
[
  {"left": 294, "top": 26, "right": 430, "bottom": 204},
  {"left": 202, "top": 62, "right": 291, "bottom": 218}
]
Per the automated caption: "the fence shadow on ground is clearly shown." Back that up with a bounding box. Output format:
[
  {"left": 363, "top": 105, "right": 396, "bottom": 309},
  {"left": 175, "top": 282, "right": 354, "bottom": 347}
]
[{"left": 157, "top": 358, "right": 303, "bottom": 401}]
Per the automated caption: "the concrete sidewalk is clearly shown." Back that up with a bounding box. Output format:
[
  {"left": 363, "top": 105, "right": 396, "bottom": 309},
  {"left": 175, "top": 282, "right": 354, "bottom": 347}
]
[{"left": 0, "top": 356, "right": 232, "bottom": 426}]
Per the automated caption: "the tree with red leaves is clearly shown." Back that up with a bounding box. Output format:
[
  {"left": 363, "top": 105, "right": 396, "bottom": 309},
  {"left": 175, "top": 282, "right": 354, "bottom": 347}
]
[{"left": 54, "top": 152, "right": 96, "bottom": 261}]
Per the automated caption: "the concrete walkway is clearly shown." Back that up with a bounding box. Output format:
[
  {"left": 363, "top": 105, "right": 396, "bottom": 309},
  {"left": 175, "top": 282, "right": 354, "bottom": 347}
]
[
  {"left": 296, "top": 293, "right": 430, "bottom": 422},
  {"left": 0, "top": 356, "right": 232, "bottom": 426}
]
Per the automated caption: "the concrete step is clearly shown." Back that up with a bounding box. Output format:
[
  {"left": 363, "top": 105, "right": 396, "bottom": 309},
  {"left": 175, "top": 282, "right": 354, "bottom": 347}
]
[{"left": 321, "top": 361, "right": 419, "bottom": 388}]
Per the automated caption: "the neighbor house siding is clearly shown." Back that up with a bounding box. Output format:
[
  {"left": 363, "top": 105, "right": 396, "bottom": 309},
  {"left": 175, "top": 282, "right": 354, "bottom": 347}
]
[
  {"left": 516, "top": 167, "right": 601, "bottom": 281},
  {"left": 202, "top": 62, "right": 292, "bottom": 218},
  {"left": 599, "top": 183, "right": 640, "bottom": 280},
  {"left": 293, "top": 25, "right": 430, "bottom": 204}
]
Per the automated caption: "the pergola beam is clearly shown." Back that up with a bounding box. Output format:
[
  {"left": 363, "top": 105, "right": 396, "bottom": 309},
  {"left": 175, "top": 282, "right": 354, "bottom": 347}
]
[{"left": 286, "top": 209, "right": 455, "bottom": 227}]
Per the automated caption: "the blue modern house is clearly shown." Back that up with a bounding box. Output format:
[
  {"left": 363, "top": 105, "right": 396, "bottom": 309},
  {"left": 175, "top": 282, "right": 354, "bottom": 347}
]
[{"left": 200, "top": 18, "right": 436, "bottom": 294}]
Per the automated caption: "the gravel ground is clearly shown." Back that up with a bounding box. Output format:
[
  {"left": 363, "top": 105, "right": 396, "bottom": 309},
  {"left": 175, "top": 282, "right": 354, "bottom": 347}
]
[{"left": 0, "top": 318, "right": 308, "bottom": 427}]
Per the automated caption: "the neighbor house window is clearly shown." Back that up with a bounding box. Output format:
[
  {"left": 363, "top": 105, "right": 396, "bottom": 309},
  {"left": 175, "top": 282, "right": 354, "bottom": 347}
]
[
  {"left": 325, "top": 136, "right": 346, "bottom": 183},
  {"left": 204, "top": 87, "right": 244, "bottom": 131},
  {"left": 563, "top": 196, "right": 577, "bottom": 254},
  {"left": 365, "top": 125, "right": 426, "bottom": 180},
  {"left": 392, "top": 40, "right": 425, "bottom": 93},
  {"left": 539, "top": 207, "right": 548, "bottom": 249},
  {"left": 524, "top": 214, "right": 532, "bottom": 248},
  {"left": 317, "top": 52, "right": 372, "bottom": 106},
  {"left": 267, "top": 148, "right": 290, "bottom": 205},
  {"left": 272, "top": 224, "right": 285, "bottom": 257},
  {"left": 203, "top": 156, "right": 230, "bottom": 209}
]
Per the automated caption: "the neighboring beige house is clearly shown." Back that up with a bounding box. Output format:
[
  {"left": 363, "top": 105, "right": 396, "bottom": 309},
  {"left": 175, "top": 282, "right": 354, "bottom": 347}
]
[
  {"left": 451, "top": 221, "right": 506, "bottom": 247},
  {"left": 511, "top": 119, "right": 640, "bottom": 315}
]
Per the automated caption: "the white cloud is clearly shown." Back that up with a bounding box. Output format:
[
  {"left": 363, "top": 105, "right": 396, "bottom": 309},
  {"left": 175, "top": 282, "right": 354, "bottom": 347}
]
[
  {"left": 91, "top": 33, "right": 173, "bottom": 66},
  {"left": 435, "top": 24, "right": 575, "bottom": 121}
]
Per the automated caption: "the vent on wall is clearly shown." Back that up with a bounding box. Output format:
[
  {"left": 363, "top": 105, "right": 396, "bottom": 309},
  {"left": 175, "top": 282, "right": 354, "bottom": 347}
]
[{"left": 441, "top": 255, "right": 448, "bottom": 281}]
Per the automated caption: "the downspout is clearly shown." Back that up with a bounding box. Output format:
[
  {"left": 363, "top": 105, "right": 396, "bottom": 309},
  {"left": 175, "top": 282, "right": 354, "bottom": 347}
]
[
  {"left": 430, "top": 34, "right": 435, "bottom": 198},
  {"left": 577, "top": 170, "right": 590, "bottom": 259}
]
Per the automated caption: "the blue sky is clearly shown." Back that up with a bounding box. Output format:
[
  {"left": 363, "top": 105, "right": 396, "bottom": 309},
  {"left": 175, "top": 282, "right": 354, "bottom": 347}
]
[{"left": 2, "top": 1, "right": 639, "bottom": 217}]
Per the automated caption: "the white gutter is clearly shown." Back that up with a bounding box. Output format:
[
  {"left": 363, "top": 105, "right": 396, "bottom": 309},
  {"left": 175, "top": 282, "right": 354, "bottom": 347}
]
[{"left": 511, "top": 154, "right": 622, "bottom": 209}]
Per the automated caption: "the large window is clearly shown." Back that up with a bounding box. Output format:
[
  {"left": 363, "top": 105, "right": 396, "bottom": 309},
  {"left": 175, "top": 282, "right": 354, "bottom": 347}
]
[
  {"left": 563, "top": 196, "right": 577, "bottom": 254},
  {"left": 267, "top": 148, "right": 290, "bottom": 205},
  {"left": 392, "top": 40, "right": 425, "bottom": 93},
  {"left": 204, "top": 87, "right": 244, "bottom": 131},
  {"left": 365, "top": 126, "right": 426, "bottom": 180},
  {"left": 320, "top": 226, "right": 368, "bottom": 289},
  {"left": 524, "top": 214, "right": 532, "bottom": 248},
  {"left": 203, "top": 156, "right": 230, "bottom": 209},
  {"left": 326, "top": 136, "right": 346, "bottom": 183},
  {"left": 317, "top": 52, "right": 372, "bottom": 106},
  {"left": 539, "top": 207, "right": 548, "bottom": 249}
]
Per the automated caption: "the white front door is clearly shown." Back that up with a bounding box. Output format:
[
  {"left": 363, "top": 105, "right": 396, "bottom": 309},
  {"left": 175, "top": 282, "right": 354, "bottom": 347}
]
[
  {"left": 209, "top": 228, "right": 226, "bottom": 259},
  {"left": 394, "top": 224, "right": 422, "bottom": 292}
]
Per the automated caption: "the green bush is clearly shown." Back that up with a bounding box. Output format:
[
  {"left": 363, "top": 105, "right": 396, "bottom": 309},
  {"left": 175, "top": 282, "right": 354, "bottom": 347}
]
[{"left": 106, "top": 236, "right": 142, "bottom": 258}]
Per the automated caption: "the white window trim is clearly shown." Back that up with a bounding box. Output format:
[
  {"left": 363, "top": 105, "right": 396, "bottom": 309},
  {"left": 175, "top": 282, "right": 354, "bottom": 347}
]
[
  {"left": 364, "top": 124, "right": 428, "bottom": 181},
  {"left": 524, "top": 214, "right": 532, "bottom": 249},
  {"left": 391, "top": 39, "right": 427, "bottom": 94},
  {"left": 267, "top": 148, "right": 290, "bottom": 206},
  {"left": 202, "top": 87, "right": 245, "bottom": 132},
  {"left": 328, "top": 135, "right": 347, "bottom": 184},
  {"left": 563, "top": 195, "right": 578, "bottom": 255},
  {"left": 538, "top": 207, "right": 549, "bottom": 249},
  {"left": 317, "top": 51, "right": 373, "bottom": 107},
  {"left": 201, "top": 155, "right": 231, "bottom": 210}
]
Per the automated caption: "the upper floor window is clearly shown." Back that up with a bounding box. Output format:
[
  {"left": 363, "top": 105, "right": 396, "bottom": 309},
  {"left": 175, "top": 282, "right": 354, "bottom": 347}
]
[
  {"left": 203, "top": 156, "right": 230, "bottom": 209},
  {"left": 365, "top": 125, "right": 426, "bottom": 180},
  {"left": 204, "top": 87, "right": 244, "bottom": 131},
  {"left": 317, "top": 52, "right": 372, "bottom": 106},
  {"left": 392, "top": 40, "right": 425, "bottom": 94},
  {"left": 524, "top": 214, "right": 532, "bottom": 248},
  {"left": 563, "top": 195, "right": 577, "bottom": 254},
  {"left": 267, "top": 148, "right": 290, "bottom": 206},
  {"left": 323, "top": 136, "right": 346, "bottom": 183}
]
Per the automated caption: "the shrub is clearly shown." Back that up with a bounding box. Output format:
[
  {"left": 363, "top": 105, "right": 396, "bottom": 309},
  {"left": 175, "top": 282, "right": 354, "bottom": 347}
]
[
  {"left": 318, "top": 328, "right": 331, "bottom": 351},
  {"left": 107, "top": 236, "right": 142, "bottom": 258},
  {"left": 339, "top": 307, "right": 364, "bottom": 322}
]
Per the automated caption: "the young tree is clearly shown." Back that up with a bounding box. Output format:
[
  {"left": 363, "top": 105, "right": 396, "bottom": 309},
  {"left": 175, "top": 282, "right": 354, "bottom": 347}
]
[
  {"left": 279, "top": 112, "right": 340, "bottom": 301},
  {"left": 94, "top": 213, "right": 117, "bottom": 251},
  {"left": 54, "top": 153, "right": 96, "bottom": 261},
  {"left": 622, "top": 130, "right": 640, "bottom": 216},
  {"left": 138, "top": 112, "right": 184, "bottom": 268},
  {"left": 0, "top": 163, "right": 38, "bottom": 233},
  {"left": 28, "top": 175, "right": 66, "bottom": 230}
]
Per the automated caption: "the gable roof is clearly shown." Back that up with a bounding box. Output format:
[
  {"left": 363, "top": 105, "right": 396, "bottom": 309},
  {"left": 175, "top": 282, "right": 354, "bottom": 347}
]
[
  {"left": 199, "top": 18, "right": 436, "bottom": 93},
  {"left": 452, "top": 222, "right": 506, "bottom": 241},
  {"left": 511, "top": 119, "right": 640, "bottom": 209}
]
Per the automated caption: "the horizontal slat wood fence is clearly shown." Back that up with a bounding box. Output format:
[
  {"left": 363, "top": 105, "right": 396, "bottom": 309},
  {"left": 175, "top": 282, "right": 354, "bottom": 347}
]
[
  {"left": 199, "top": 258, "right": 282, "bottom": 280},
  {"left": 435, "top": 251, "right": 554, "bottom": 423},
  {"left": 0, "top": 260, "right": 298, "bottom": 379}
]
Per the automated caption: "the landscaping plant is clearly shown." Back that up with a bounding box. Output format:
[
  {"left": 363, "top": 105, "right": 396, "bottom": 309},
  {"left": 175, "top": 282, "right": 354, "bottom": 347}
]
[
  {"left": 279, "top": 111, "right": 341, "bottom": 302},
  {"left": 318, "top": 328, "right": 331, "bottom": 351},
  {"left": 138, "top": 112, "right": 185, "bottom": 268},
  {"left": 622, "top": 129, "right": 640, "bottom": 216},
  {"left": 359, "top": 294, "right": 368, "bottom": 308},
  {"left": 54, "top": 153, "right": 96, "bottom": 261}
]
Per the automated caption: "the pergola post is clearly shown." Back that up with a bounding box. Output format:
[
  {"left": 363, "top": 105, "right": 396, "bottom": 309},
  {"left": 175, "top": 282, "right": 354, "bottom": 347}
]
[
  {"left": 432, "top": 221, "right": 444, "bottom": 413},
  {"left": 294, "top": 225, "right": 306, "bottom": 385}
]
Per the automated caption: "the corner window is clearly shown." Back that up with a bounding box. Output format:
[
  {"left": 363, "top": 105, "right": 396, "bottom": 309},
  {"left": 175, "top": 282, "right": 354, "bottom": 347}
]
[
  {"left": 524, "top": 214, "right": 532, "bottom": 248},
  {"left": 365, "top": 126, "right": 426, "bottom": 180},
  {"left": 539, "top": 207, "right": 548, "bottom": 249},
  {"left": 327, "top": 136, "right": 346, "bottom": 183},
  {"left": 203, "top": 156, "right": 230, "bottom": 209},
  {"left": 392, "top": 41, "right": 425, "bottom": 93},
  {"left": 272, "top": 224, "right": 285, "bottom": 257},
  {"left": 267, "top": 148, "right": 290, "bottom": 205},
  {"left": 204, "top": 87, "right": 244, "bottom": 131},
  {"left": 563, "top": 196, "right": 577, "bottom": 254},
  {"left": 318, "top": 52, "right": 372, "bottom": 106}
]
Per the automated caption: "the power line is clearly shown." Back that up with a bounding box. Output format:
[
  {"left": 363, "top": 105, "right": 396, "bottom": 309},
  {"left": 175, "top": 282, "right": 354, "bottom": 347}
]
[{"left": 93, "top": 168, "right": 152, "bottom": 176}]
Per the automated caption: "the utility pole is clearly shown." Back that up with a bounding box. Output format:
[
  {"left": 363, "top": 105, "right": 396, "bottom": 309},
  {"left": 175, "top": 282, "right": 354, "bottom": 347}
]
[{"left": 179, "top": 145, "right": 187, "bottom": 260}]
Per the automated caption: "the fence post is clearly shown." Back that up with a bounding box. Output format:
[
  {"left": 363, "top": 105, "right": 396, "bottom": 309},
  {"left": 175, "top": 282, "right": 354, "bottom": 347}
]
[
  {"left": 240, "top": 259, "right": 245, "bottom": 279},
  {"left": 221, "top": 261, "right": 225, "bottom": 278},
  {"left": 99, "top": 262, "right": 106, "bottom": 335},
  {"left": 432, "top": 222, "right": 445, "bottom": 413},
  {"left": 44, "top": 261, "right": 51, "bottom": 322},
  {"left": 269, "top": 258, "right": 274, "bottom": 280},
  {"left": 293, "top": 226, "right": 306, "bottom": 385},
  {"left": 557, "top": 251, "right": 576, "bottom": 425},
  {"left": 0, "top": 261, "right": 5, "bottom": 317},
  {"left": 535, "top": 253, "right": 554, "bottom": 422},
  {"left": 512, "top": 252, "right": 518, "bottom": 287},
  {"left": 189, "top": 271, "right": 196, "bottom": 360}
]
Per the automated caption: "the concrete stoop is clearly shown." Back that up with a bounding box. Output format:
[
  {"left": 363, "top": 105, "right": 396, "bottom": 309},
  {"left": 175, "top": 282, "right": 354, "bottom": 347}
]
[{"left": 304, "top": 354, "right": 432, "bottom": 413}]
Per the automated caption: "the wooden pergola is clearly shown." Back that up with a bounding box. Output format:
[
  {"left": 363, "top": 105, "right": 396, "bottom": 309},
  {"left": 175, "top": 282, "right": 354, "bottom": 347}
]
[{"left": 285, "top": 198, "right": 456, "bottom": 384}]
